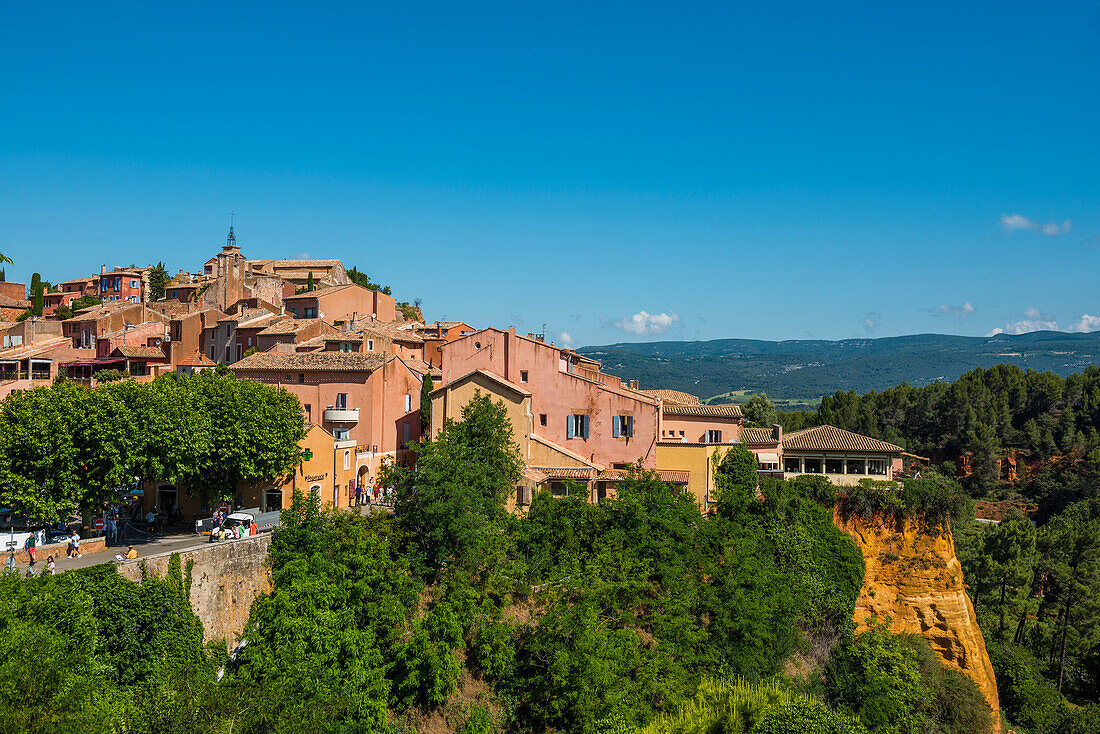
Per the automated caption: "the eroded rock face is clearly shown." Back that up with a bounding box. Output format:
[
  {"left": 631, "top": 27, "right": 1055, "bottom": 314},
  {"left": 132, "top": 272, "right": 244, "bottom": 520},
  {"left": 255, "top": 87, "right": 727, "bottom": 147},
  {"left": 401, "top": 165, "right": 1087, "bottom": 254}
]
[{"left": 835, "top": 513, "right": 1001, "bottom": 732}]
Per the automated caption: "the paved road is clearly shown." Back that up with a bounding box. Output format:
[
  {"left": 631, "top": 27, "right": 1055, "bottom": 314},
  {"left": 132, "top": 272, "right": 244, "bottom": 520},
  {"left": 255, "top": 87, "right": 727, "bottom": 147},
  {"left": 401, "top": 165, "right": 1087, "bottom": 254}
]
[{"left": 9, "top": 532, "right": 210, "bottom": 575}]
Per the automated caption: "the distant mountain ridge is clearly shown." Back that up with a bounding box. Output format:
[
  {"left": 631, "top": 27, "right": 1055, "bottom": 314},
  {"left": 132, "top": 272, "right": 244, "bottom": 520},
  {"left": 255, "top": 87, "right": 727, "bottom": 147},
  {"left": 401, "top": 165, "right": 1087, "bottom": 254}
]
[{"left": 577, "top": 331, "right": 1100, "bottom": 400}]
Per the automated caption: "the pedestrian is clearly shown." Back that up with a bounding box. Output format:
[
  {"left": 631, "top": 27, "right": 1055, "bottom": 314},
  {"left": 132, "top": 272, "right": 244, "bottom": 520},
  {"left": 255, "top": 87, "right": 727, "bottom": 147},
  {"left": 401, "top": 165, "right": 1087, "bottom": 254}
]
[
  {"left": 125, "top": 545, "right": 138, "bottom": 560},
  {"left": 24, "top": 533, "right": 36, "bottom": 567},
  {"left": 355, "top": 483, "right": 362, "bottom": 506},
  {"left": 70, "top": 529, "right": 81, "bottom": 558},
  {"left": 250, "top": 520, "right": 258, "bottom": 536},
  {"left": 45, "top": 555, "right": 55, "bottom": 575}
]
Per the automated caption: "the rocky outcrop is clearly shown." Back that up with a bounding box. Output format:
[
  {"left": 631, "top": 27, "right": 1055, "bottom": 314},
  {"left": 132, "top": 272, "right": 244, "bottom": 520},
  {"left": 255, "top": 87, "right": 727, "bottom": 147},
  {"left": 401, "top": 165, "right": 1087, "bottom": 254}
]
[
  {"left": 835, "top": 513, "right": 1001, "bottom": 732},
  {"left": 117, "top": 535, "right": 272, "bottom": 649}
]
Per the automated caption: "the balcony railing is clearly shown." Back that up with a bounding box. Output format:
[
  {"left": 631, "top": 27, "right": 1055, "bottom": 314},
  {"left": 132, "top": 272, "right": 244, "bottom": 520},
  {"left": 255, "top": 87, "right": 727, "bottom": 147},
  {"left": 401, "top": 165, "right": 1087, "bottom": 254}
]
[{"left": 323, "top": 407, "right": 360, "bottom": 423}]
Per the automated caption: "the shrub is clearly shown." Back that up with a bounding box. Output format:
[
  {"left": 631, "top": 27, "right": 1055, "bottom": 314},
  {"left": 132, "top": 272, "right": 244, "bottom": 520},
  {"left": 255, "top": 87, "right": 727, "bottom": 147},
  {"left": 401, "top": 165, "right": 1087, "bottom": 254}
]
[{"left": 753, "top": 698, "right": 868, "bottom": 734}]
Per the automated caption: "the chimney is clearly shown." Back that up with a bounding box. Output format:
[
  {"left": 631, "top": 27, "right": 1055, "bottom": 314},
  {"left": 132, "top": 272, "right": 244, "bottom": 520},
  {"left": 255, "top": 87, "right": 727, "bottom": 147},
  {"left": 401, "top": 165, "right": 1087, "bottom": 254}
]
[
  {"left": 772, "top": 423, "right": 783, "bottom": 442},
  {"left": 629, "top": 379, "right": 638, "bottom": 390},
  {"left": 100, "top": 264, "right": 107, "bottom": 274}
]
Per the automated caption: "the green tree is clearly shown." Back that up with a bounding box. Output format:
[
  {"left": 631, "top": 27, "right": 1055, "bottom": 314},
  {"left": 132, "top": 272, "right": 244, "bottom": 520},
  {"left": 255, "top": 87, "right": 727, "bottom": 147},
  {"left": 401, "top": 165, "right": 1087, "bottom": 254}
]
[
  {"left": 346, "top": 265, "right": 392, "bottom": 295},
  {"left": 420, "top": 373, "right": 433, "bottom": 433},
  {"left": 306, "top": 271, "right": 314, "bottom": 291},
  {"left": 713, "top": 443, "right": 758, "bottom": 516},
  {"left": 1039, "top": 500, "right": 1100, "bottom": 693},
  {"left": 29, "top": 272, "right": 43, "bottom": 317},
  {"left": 148, "top": 261, "right": 169, "bottom": 301},
  {"left": 55, "top": 303, "right": 72, "bottom": 320},
  {"left": 70, "top": 294, "right": 100, "bottom": 311},
  {"left": 744, "top": 392, "right": 779, "bottom": 427},
  {"left": 395, "top": 391, "right": 523, "bottom": 573}
]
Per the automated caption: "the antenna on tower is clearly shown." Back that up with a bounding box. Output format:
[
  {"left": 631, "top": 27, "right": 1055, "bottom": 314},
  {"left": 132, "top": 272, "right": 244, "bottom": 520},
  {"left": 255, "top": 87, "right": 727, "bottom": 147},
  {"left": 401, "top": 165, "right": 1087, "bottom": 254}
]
[{"left": 227, "top": 213, "right": 237, "bottom": 247}]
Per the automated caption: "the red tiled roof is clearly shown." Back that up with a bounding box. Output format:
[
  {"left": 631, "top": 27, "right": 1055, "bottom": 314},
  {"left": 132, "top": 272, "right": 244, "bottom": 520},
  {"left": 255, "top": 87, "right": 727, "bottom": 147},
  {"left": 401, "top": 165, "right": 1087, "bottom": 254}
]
[
  {"left": 231, "top": 351, "right": 386, "bottom": 372},
  {"left": 662, "top": 403, "right": 742, "bottom": 417},
  {"left": 176, "top": 351, "right": 217, "bottom": 367},
  {"left": 782, "top": 425, "right": 903, "bottom": 453},
  {"left": 596, "top": 469, "right": 690, "bottom": 484},
  {"left": 642, "top": 389, "right": 700, "bottom": 405},
  {"left": 740, "top": 427, "right": 779, "bottom": 445},
  {"left": 111, "top": 346, "right": 166, "bottom": 359},
  {"left": 530, "top": 467, "right": 596, "bottom": 480}
]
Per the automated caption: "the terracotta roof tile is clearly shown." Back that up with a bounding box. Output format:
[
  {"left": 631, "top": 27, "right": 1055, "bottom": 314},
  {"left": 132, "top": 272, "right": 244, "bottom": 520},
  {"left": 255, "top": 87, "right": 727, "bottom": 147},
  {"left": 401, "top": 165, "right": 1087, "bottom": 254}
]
[
  {"left": 176, "top": 351, "right": 217, "bottom": 367},
  {"left": 596, "top": 469, "right": 690, "bottom": 483},
  {"left": 530, "top": 467, "right": 597, "bottom": 480},
  {"left": 283, "top": 284, "right": 354, "bottom": 300},
  {"left": 111, "top": 346, "right": 167, "bottom": 359},
  {"left": 642, "top": 389, "right": 700, "bottom": 405},
  {"left": 740, "top": 427, "right": 779, "bottom": 444},
  {"left": 782, "top": 425, "right": 903, "bottom": 453},
  {"left": 231, "top": 351, "right": 386, "bottom": 372},
  {"left": 662, "top": 403, "right": 743, "bottom": 418},
  {"left": 0, "top": 295, "right": 30, "bottom": 309},
  {"left": 257, "top": 318, "right": 325, "bottom": 336}
]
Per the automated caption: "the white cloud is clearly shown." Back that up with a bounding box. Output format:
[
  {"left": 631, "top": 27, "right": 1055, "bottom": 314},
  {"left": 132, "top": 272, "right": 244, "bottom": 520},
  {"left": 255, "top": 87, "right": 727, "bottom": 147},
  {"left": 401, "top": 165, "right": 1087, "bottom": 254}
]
[
  {"left": 609, "top": 310, "right": 680, "bottom": 336},
  {"left": 1000, "top": 214, "right": 1072, "bottom": 237},
  {"left": 1068, "top": 314, "right": 1100, "bottom": 333},
  {"left": 986, "top": 306, "right": 1059, "bottom": 336},
  {"left": 862, "top": 312, "right": 881, "bottom": 334},
  {"left": 925, "top": 301, "right": 975, "bottom": 319},
  {"left": 557, "top": 330, "right": 574, "bottom": 346},
  {"left": 291, "top": 252, "right": 311, "bottom": 259}
]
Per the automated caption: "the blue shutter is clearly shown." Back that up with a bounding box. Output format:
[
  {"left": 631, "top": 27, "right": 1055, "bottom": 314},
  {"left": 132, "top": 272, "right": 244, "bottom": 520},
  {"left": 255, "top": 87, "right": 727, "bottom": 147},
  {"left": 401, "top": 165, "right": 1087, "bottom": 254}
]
[
  {"left": 612, "top": 416, "right": 620, "bottom": 438},
  {"left": 582, "top": 415, "right": 590, "bottom": 439},
  {"left": 566, "top": 415, "right": 574, "bottom": 439}
]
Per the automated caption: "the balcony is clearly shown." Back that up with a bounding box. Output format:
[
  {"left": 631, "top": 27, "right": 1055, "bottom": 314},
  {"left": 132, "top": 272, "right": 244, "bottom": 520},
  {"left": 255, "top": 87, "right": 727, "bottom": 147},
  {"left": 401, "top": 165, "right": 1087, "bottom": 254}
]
[{"left": 323, "top": 407, "right": 360, "bottom": 423}]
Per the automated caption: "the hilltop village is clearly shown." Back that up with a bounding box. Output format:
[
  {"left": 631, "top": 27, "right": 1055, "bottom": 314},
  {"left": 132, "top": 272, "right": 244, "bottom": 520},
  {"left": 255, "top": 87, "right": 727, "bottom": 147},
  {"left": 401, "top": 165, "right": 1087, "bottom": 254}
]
[{"left": 0, "top": 228, "right": 915, "bottom": 519}]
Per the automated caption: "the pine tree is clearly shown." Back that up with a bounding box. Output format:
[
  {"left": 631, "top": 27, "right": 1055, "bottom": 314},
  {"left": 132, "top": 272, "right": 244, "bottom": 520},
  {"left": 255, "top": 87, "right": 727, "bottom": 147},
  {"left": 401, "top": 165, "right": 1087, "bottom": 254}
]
[
  {"left": 30, "top": 273, "right": 43, "bottom": 317},
  {"left": 306, "top": 271, "right": 315, "bottom": 291}
]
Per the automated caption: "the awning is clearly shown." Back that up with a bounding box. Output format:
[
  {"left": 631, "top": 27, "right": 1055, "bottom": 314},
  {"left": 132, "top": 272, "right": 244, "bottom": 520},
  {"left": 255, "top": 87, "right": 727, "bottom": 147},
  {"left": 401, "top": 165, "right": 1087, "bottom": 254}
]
[{"left": 756, "top": 452, "right": 780, "bottom": 463}]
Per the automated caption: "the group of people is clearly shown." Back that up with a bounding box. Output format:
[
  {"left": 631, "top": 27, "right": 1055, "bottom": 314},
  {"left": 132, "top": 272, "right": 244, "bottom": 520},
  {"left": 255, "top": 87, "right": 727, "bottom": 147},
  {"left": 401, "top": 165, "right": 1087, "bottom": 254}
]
[
  {"left": 353, "top": 481, "right": 392, "bottom": 506},
  {"left": 210, "top": 512, "right": 259, "bottom": 542},
  {"left": 17, "top": 533, "right": 57, "bottom": 577}
]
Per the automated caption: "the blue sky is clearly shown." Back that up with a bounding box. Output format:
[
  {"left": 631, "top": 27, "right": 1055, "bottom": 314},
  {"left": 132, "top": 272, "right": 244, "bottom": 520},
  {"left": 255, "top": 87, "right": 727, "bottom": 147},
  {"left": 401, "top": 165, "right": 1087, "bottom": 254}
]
[{"left": 1, "top": 1, "right": 1097, "bottom": 345}]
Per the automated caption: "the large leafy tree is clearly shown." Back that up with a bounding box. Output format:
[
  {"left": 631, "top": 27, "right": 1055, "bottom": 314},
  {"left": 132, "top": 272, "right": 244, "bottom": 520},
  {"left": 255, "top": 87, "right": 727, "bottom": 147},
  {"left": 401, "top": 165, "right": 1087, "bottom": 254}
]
[{"left": 394, "top": 391, "right": 523, "bottom": 574}]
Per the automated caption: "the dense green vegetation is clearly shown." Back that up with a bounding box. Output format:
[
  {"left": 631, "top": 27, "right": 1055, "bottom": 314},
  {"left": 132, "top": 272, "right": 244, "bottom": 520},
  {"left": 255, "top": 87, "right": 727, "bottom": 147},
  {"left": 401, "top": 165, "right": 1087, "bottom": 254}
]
[
  {"left": 148, "top": 261, "right": 169, "bottom": 301},
  {"left": 776, "top": 364, "right": 1100, "bottom": 487},
  {"left": 955, "top": 502, "right": 1100, "bottom": 732},
  {"left": 0, "top": 368, "right": 304, "bottom": 521},
  {"left": 579, "top": 331, "right": 1100, "bottom": 400},
  {"left": 347, "top": 265, "right": 392, "bottom": 295}
]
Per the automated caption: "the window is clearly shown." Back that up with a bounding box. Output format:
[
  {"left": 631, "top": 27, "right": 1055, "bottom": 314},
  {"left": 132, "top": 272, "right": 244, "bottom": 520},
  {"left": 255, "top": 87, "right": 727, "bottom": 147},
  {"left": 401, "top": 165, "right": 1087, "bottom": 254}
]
[
  {"left": 803, "top": 458, "right": 823, "bottom": 474},
  {"left": 344, "top": 450, "right": 351, "bottom": 470},
  {"left": 869, "top": 459, "right": 888, "bottom": 476},
  {"left": 520, "top": 370, "right": 528, "bottom": 383},
  {"left": 335, "top": 393, "right": 348, "bottom": 410},
  {"left": 131, "top": 279, "right": 138, "bottom": 288},
  {"left": 236, "top": 344, "right": 242, "bottom": 361},
  {"left": 550, "top": 481, "right": 569, "bottom": 497},
  {"left": 846, "top": 459, "right": 866, "bottom": 474},
  {"left": 304, "top": 404, "right": 311, "bottom": 420},
  {"left": 264, "top": 489, "right": 283, "bottom": 513},
  {"left": 304, "top": 307, "right": 317, "bottom": 318},
  {"left": 404, "top": 394, "right": 412, "bottom": 412},
  {"left": 784, "top": 457, "right": 801, "bottom": 473},
  {"left": 612, "top": 415, "right": 634, "bottom": 438},
  {"left": 367, "top": 339, "right": 374, "bottom": 351},
  {"left": 403, "top": 423, "right": 410, "bottom": 446},
  {"left": 289, "top": 307, "right": 298, "bottom": 317},
  {"left": 704, "top": 430, "right": 722, "bottom": 443},
  {"left": 298, "top": 373, "right": 305, "bottom": 384},
  {"left": 566, "top": 414, "right": 589, "bottom": 439},
  {"left": 225, "top": 345, "right": 231, "bottom": 363},
  {"left": 333, "top": 429, "right": 349, "bottom": 440},
  {"left": 539, "top": 414, "right": 547, "bottom": 427},
  {"left": 340, "top": 341, "right": 353, "bottom": 352},
  {"left": 825, "top": 458, "right": 844, "bottom": 474}
]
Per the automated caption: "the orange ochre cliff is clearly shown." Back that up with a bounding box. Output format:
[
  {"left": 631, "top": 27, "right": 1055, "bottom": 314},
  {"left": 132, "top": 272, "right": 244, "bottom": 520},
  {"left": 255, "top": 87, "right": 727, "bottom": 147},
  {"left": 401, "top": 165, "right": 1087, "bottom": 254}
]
[{"left": 834, "top": 513, "right": 1001, "bottom": 732}]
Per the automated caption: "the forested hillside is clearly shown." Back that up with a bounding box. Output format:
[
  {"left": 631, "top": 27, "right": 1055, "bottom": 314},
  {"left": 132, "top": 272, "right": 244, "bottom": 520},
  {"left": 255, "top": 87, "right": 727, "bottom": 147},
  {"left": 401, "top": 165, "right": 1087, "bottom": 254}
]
[
  {"left": 579, "top": 331, "right": 1100, "bottom": 400},
  {"left": 777, "top": 364, "right": 1100, "bottom": 492}
]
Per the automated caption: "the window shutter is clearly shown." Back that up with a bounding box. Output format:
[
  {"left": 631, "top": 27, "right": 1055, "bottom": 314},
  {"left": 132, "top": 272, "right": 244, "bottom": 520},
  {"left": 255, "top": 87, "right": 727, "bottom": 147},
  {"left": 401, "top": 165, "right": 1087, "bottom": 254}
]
[
  {"left": 582, "top": 415, "right": 590, "bottom": 439},
  {"left": 612, "top": 416, "right": 620, "bottom": 438},
  {"left": 625, "top": 416, "right": 633, "bottom": 437},
  {"left": 566, "top": 415, "right": 574, "bottom": 439}
]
